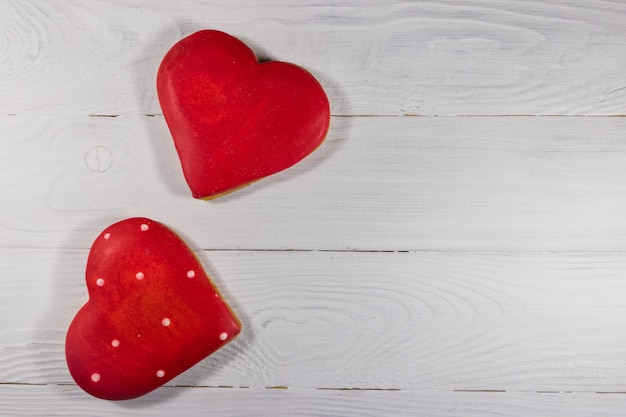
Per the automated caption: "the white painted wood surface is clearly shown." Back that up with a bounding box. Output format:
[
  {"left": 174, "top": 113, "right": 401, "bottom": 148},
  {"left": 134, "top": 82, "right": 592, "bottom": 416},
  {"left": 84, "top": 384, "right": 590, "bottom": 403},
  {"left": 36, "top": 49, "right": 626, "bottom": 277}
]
[
  {"left": 2, "top": 0, "right": 626, "bottom": 415},
  {"left": 2, "top": 0, "right": 626, "bottom": 116}
]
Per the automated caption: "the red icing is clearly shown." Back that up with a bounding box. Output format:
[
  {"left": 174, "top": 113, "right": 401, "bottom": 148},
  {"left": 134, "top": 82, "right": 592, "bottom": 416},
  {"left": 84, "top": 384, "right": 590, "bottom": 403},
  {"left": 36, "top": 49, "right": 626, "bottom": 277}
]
[
  {"left": 65, "top": 218, "right": 241, "bottom": 400},
  {"left": 157, "top": 30, "right": 331, "bottom": 199}
]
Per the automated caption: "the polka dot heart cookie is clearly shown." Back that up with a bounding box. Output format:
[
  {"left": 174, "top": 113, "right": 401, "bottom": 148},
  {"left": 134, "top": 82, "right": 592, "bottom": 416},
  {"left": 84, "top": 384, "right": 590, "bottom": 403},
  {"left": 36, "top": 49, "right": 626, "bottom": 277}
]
[
  {"left": 65, "top": 218, "right": 241, "bottom": 400},
  {"left": 157, "top": 30, "right": 331, "bottom": 199}
]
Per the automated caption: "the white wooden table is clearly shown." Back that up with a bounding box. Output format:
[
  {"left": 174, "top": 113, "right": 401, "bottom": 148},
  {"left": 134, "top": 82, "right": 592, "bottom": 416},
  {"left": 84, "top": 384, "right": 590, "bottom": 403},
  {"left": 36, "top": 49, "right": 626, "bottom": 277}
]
[{"left": 2, "top": 1, "right": 626, "bottom": 415}]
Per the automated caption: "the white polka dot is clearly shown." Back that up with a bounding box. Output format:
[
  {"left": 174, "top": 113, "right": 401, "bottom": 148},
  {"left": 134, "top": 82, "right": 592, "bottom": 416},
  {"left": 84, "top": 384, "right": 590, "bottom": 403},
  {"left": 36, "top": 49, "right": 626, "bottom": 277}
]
[
  {"left": 103, "top": 233, "right": 111, "bottom": 240},
  {"left": 219, "top": 332, "right": 228, "bottom": 341},
  {"left": 156, "top": 370, "right": 165, "bottom": 378},
  {"left": 140, "top": 224, "right": 149, "bottom": 231},
  {"left": 91, "top": 373, "right": 101, "bottom": 382},
  {"left": 136, "top": 272, "right": 144, "bottom": 280},
  {"left": 162, "top": 318, "right": 171, "bottom": 327},
  {"left": 111, "top": 339, "right": 120, "bottom": 347},
  {"left": 96, "top": 278, "right": 105, "bottom": 287},
  {"left": 187, "top": 270, "right": 195, "bottom": 278}
]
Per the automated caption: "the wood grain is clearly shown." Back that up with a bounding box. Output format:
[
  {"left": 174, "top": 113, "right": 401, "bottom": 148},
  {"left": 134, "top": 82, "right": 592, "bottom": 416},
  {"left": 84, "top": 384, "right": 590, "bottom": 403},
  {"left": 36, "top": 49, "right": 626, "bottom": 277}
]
[
  {"left": 2, "top": 115, "right": 626, "bottom": 251},
  {"left": 2, "top": 385, "right": 626, "bottom": 417},
  {"left": 3, "top": 249, "right": 626, "bottom": 392},
  {"left": 1, "top": 0, "right": 625, "bottom": 116}
]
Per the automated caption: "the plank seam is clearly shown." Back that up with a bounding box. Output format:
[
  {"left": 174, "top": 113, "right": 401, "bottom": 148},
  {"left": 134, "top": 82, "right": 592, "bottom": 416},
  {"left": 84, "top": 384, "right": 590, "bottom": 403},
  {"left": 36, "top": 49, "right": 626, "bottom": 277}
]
[
  {"left": 2, "top": 114, "right": 625, "bottom": 118},
  {"left": 4, "top": 383, "right": 626, "bottom": 395},
  {"left": 7, "top": 247, "right": 626, "bottom": 255}
]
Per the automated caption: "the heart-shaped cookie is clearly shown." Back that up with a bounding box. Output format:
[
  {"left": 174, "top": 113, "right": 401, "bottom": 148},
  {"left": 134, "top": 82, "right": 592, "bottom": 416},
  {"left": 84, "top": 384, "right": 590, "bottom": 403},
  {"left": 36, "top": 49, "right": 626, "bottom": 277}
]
[
  {"left": 157, "top": 30, "right": 331, "bottom": 199},
  {"left": 65, "top": 217, "right": 241, "bottom": 400}
]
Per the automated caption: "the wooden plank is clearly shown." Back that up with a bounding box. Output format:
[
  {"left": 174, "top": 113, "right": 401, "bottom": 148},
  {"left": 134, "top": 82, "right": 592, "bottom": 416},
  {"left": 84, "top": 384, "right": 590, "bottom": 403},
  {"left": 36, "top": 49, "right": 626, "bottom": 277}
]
[
  {"left": 3, "top": 249, "right": 626, "bottom": 392},
  {"left": 2, "top": 385, "right": 626, "bottom": 417},
  {"left": 1, "top": 0, "right": 625, "bottom": 116},
  {"left": 5, "top": 0, "right": 625, "bottom": 414},
  {"left": 2, "top": 115, "right": 626, "bottom": 251}
]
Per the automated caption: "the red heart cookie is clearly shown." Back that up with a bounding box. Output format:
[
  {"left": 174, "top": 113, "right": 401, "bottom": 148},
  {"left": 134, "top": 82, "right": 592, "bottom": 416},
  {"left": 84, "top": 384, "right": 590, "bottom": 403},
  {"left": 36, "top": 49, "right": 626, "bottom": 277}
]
[
  {"left": 157, "top": 30, "right": 331, "bottom": 199},
  {"left": 65, "top": 218, "right": 241, "bottom": 400}
]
